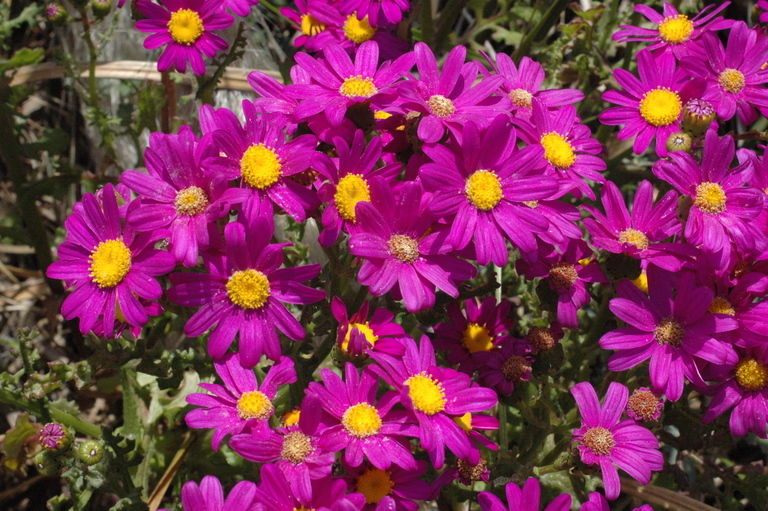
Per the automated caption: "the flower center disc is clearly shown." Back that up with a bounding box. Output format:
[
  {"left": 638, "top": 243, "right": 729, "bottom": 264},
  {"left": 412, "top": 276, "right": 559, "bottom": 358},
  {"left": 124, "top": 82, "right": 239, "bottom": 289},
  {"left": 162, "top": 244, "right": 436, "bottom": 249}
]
[
  {"left": 388, "top": 234, "right": 419, "bottom": 264},
  {"left": 341, "top": 321, "right": 379, "bottom": 352},
  {"left": 509, "top": 88, "right": 533, "bottom": 108},
  {"left": 405, "top": 372, "right": 446, "bottom": 415},
  {"left": 465, "top": 170, "right": 503, "bottom": 210},
  {"left": 240, "top": 143, "right": 282, "bottom": 190},
  {"left": 335, "top": 174, "right": 371, "bottom": 222},
  {"left": 281, "top": 431, "right": 313, "bottom": 464},
  {"left": 708, "top": 296, "right": 735, "bottom": 316},
  {"left": 427, "top": 94, "right": 456, "bottom": 118},
  {"left": 658, "top": 14, "right": 694, "bottom": 44},
  {"left": 343, "top": 14, "right": 376, "bottom": 44},
  {"left": 627, "top": 389, "right": 661, "bottom": 421},
  {"left": 718, "top": 68, "right": 746, "bottom": 94},
  {"left": 167, "top": 9, "right": 205, "bottom": 46},
  {"left": 340, "top": 76, "right": 378, "bottom": 98},
  {"left": 502, "top": 355, "right": 532, "bottom": 381},
  {"left": 694, "top": 182, "right": 727, "bottom": 214},
  {"left": 639, "top": 87, "right": 682, "bottom": 127},
  {"left": 174, "top": 186, "right": 209, "bottom": 216},
  {"left": 582, "top": 426, "right": 615, "bottom": 456},
  {"left": 462, "top": 322, "right": 494, "bottom": 353},
  {"left": 735, "top": 358, "right": 768, "bottom": 392},
  {"left": 357, "top": 469, "right": 394, "bottom": 504},
  {"left": 541, "top": 132, "right": 576, "bottom": 169},
  {"left": 89, "top": 239, "right": 132, "bottom": 288},
  {"left": 618, "top": 228, "right": 650, "bottom": 250},
  {"left": 300, "top": 14, "right": 326, "bottom": 36},
  {"left": 342, "top": 403, "right": 382, "bottom": 438},
  {"left": 549, "top": 262, "right": 578, "bottom": 290},
  {"left": 527, "top": 327, "right": 556, "bottom": 352},
  {"left": 226, "top": 269, "right": 271, "bottom": 310},
  {"left": 237, "top": 390, "right": 274, "bottom": 420},
  {"left": 654, "top": 316, "right": 684, "bottom": 347}
]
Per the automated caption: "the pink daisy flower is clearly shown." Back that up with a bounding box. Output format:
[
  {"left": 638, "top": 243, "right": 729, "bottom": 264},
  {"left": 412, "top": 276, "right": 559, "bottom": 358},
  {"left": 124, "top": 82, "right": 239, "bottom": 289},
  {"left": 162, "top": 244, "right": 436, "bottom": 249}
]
[
  {"left": 185, "top": 353, "right": 296, "bottom": 450},
  {"left": 580, "top": 492, "right": 652, "bottom": 511},
  {"left": 158, "top": 476, "right": 257, "bottom": 511},
  {"left": 135, "top": 0, "right": 233, "bottom": 76},
  {"left": 571, "top": 382, "right": 664, "bottom": 500},
  {"left": 331, "top": 297, "right": 407, "bottom": 359},
  {"left": 477, "top": 338, "right": 534, "bottom": 396},
  {"left": 47, "top": 184, "right": 175, "bottom": 337},
  {"left": 342, "top": 0, "right": 410, "bottom": 26},
  {"left": 478, "top": 478, "right": 571, "bottom": 511},
  {"left": 253, "top": 464, "right": 364, "bottom": 511},
  {"left": 167, "top": 219, "right": 325, "bottom": 367},
  {"left": 343, "top": 460, "right": 432, "bottom": 511},
  {"left": 280, "top": 0, "right": 341, "bottom": 53}
]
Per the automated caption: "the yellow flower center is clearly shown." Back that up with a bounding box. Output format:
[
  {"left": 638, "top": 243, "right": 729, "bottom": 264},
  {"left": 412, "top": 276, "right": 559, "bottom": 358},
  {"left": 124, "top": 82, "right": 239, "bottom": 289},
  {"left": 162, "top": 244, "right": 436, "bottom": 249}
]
[
  {"left": 509, "top": 88, "right": 533, "bottom": 108},
  {"left": 524, "top": 200, "right": 539, "bottom": 209},
  {"left": 335, "top": 174, "right": 371, "bottom": 222},
  {"left": 618, "top": 228, "right": 650, "bottom": 250},
  {"left": 734, "top": 358, "right": 768, "bottom": 392},
  {"left": 718, "top": 68, "right": 746, "bottom": 94},
  {"left": 658, "top": 14, "right": 694, "bottom": 44},
  {"left": 356, "top": 468, "right": 394, "bottom": 504},
  {"left": 89, "top": 239, "right": 132, "bottom": 288},
  {"left": 693, "top": 182, "right": 726, "bottom": 214},
  {"left": 453, "top": 412, "right": 473, "bottom": 432},
  {"left": 388, "top": 234, "right": 419, "bottom": 264},
  {"left": 639, "top": 87, "right": 682, "bottom": 127},
  {"left": 502, "top": 355, "right": 532, "bottom": 381},
  {"left": 549, "top": 262, "right": 578, "bottom": 290},
  {"left": 281, "top": 431, "right": 313, "bottom": 464},
  {"left": 174, "top": 186, "right": 208, "bottom": 216},
  {"left": 462, "top": 322, "right": 494, "bottom": 353},
  {"left": 341, "top": 321, "right": 378, "bottom": 352},
  {"left": 240, "top": 143, "right": 282, "bottom": 190},
  {"left": 167, "top": 9, "right": 204, "bottom": 46},
  {"left": 342, "top": 403, "right": 382, "bottom": 438},
  {"left": 374, "top": 110, "right": 392, "bottom": 120},
  {"left": 582, "top": 426, "right": 615, "bottom": 456},
  {"left": 343, "top": 14, "right": 376, "bottom": 44},
  {"left": 427, "top": 94, "right": 456, "bottom": 118},
  {"left": 226, "top": 270, "right": 271, "bottom": 310},
  {"left": 654, "top": 316, "right": 684, "bottom": 347},
  {"left": 405, "top": 372, "right": 446, "bottom": 415},
  {"left": 339, "top": 76, "right": 378, "bottom": 98},
  {"left": 465, "top": 170, "right": 504, "bottom": 210},
  {"left": 300, "top": 14, "right": 326, "bottom": 36},
  {"left": 708, "top": 296, "right": 735, "bottom": 316},
  {"left": 632, "top": 272, "right": 649, "bottom": 293},
  {"left": 541, "top": 132, "right": 576, "bottom": 169},
  {"left": 236, "top": 390, "right": 273, "bottom": 420},
  {"left": 282, "top": 408, "right": 301, "bottom": 426}
]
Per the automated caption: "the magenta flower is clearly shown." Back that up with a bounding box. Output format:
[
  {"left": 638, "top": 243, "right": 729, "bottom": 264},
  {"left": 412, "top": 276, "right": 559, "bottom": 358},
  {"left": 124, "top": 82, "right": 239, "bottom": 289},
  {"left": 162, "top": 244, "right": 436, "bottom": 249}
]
[
  {"left": 653, "top": 130, "right": 764, "bottom": 264},
  {"left": 343, "top": 460, "right": 432, "bottom": 511},
  {"left": 432, "top": 297, "right": 514, "bottom": 374},
  {"left": 47, "top": 184, "right": 175, "bottom": 337},
  {"left": 580, "top": 492, "right": 652, "bottom": 511},
  {"left": 515, "top": 102, "right": 606, "bottom": 200},
  {"left": 369, "top": 336, "right": 498, "bottom": 467},
  {"left": 331, "top": 297, "right": 406, "bottom": 358},
  {"left": 583, "top": 180, "right": 691, "bottom": 272},
  {"left": 478, "top": 478, "right": 571, "bottom": 511},
  {"left": 348, "top": 178, "right": 476, "bottom": 313},
  {"left": 122, "top": 127, "right": 230, "bottom": 267},
  {"left": 202, "top": 104, "right": 319, "bottom": 222},
  {"left": 625, "top": 387, "right": 664, "bottom": 423},
  {"left": 185, "top": 354, "right": 296, "bottom": 450},
  {"left": 314, "top": 130, "right": 401, "bottom": 247},
  {"left": 599, "top": 49, "right": 690, "bottom": 157},
  {"left": 571, "top": 382, "right": 664, "bottom": 501},
  {"left": 600, "top": 267, "right": 738, "bottom": 401},
  {"left": 135, "top": 0, "right": 233, "bottom": 76},
  {"left": 279, "top": 0, "right": 342, "bottom": 53},
  {"left": 398, "top": 42, "right": 506, "bottom": 143},
  {"left": 290, "top": 41, "right": 415, "bottom": 127},
  {"left": 681, "top": 21, "right": 768, "bottom": 125},
  {"left": 159, "top": 476, "right": 257, "bottom": 511},
  {"left": 488, "top": 53, "right": 583, "bottom": 119},
  {"left": 306, "top": 363, "right": 419, "bottom": 470},
  {"left": 167, "top": 219, "right": 325, "bottom": 367},
  {"left": 253, "top": 464, "right": 364, "bottom": 511},
  {"left": 760, "top": 0, "right": 768, "bottom": 23},
  {"left": 224, "top": 0, "right": 257, "bottom": 18},
  {"left": 420, "top": 115, "right": 558, "bottom": 265},
  {"left": 613, "top": 1, "right": 732, "bottom": 59},
  {"left": 39, "top": 423, "right": 71, "bottom": 452},
  {"left": 477, "top": 338, "right": 534, "bottom": 396},
  {"left": 343, "top": 0, "right": 410, "bottom": 25}
]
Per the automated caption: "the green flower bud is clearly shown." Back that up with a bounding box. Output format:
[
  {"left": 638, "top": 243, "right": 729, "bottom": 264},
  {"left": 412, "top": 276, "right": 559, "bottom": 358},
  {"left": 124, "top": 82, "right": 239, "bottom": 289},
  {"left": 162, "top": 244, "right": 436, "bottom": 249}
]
[
  {"left": 34, "top": 450, "right": 61, "bottom": 476},
  {"left": 45, "top": 3, "right": 69, "bottom": 25},
  {"left": 91, "top": 0, "right": 112, "bottom": 18},
  {"left": 666, "top": 131, "right": 692, "bottom": 153},
  {"left": 682, "top": 99, "right": 716, "bottom": 137},
  {"left": 77, "top": 440, "right": 105, "bottom": 465},
  {"left": 39, "top": 423, "right": 73, "bottom": 455}
]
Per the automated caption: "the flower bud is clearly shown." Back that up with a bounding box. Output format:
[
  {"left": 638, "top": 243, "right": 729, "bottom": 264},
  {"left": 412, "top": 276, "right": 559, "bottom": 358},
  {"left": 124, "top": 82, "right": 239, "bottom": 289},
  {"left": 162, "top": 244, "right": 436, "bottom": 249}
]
[
  {"left": 34, "top": 450, "right": 61, "bottom": 476},
  {"left": 682, "top": 99, "right": 716, "bottom": 137},
  {"left": 45, "top": 2, "right": 68, "bottom": 25},
  {"left": 91, "top": 0, "right": 112, "bottom": 18},
  {"left": 666, "top": 131, "right": 692, "bottom": 153},
  {"left": 78, "top": 440, "right": 105, "bottom": 465},
  {"left": 39, "top": 423, "right": 73, "bottom": 455}
]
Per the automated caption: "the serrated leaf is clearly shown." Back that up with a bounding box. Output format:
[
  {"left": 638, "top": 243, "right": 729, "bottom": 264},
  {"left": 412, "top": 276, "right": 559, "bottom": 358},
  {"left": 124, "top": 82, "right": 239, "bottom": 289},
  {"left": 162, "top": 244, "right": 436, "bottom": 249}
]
[{"left": 1, "top": 413, "right": 38, "bottom": 472}]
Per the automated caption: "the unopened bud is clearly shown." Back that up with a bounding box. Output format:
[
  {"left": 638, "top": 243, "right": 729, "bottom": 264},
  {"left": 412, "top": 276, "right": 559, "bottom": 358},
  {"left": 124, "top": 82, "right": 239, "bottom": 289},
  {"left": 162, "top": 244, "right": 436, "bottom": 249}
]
[
  {"left": 39, "top": 423, "right": 73, "bottom": 455},
  {"left": 34, "top": 450, "right": 61, "bottom": 476},
  {"left": 45, "top": 2, "right": 68, "bottom": 24},
  {"left": 682, "top": 99, "right": 716, "bottom": 137},
  {"left": 78, "top": 440, "right": 105, "bottom": 465},
  {"left": 91, "top": 0, "right": 112, "bottom": 18},
  {"left": 666, "top": 131, "right": 692, "bottom": 153}
]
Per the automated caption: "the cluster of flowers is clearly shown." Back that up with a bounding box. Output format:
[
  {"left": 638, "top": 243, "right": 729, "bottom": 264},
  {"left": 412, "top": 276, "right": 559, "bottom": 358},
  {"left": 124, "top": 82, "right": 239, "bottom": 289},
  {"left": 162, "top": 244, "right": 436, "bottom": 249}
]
[{"left": 45, "top": 0, "right": 768, "bottom": 508}]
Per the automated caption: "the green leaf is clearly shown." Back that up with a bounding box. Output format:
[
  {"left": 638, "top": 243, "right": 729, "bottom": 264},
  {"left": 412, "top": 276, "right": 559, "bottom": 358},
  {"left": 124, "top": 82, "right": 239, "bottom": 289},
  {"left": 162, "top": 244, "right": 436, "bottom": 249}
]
[
  {"left": 1, "top": 413, "right": 38, "bottom": 472},
  {"left": 0, "top": 47, "right": 44, "bottom": 73}
]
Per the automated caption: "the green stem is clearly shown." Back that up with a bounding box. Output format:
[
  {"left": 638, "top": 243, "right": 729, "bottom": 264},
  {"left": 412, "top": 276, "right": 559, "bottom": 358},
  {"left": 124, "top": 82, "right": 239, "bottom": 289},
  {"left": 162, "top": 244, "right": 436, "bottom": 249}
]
[
  {"left": 432, "top": 0, "right": 469, "bottom": 52},
  {"left": 197, "top": 23, "right": 247, "bottom": 104},
  {"left": 511, "top": 0, "right": 571, "bottom": 62},
  {"left": 259, "top": 0, "right": 282, "bottom": 16},
  {"left": 420, "top": 0, "right": 434, "bottom": 50},
  {"left": 49, "top": 405, "right": 102, "bottom": 438}
]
